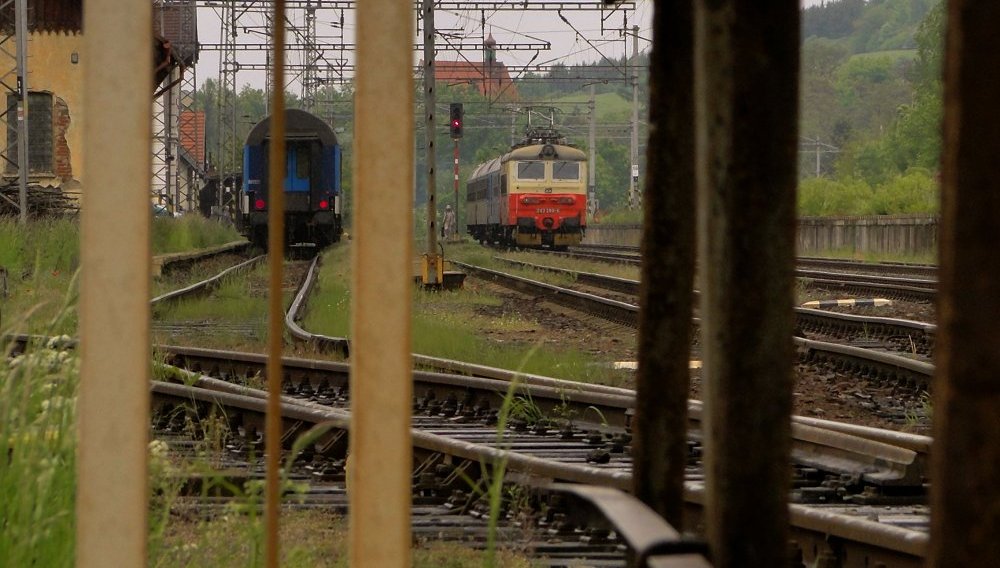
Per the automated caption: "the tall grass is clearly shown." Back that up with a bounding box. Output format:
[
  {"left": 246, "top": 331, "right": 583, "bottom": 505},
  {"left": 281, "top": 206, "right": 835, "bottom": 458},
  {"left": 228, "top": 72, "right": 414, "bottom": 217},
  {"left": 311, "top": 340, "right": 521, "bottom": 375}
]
[
  {"left": 152, "top": 216, "right": 243, "bottom": 254},
  {"left": 154, "top": 272, "right": 268, "bottom": 323},
  {"left": 0, "top": 217, "right": 80, "bottom": 276},
  {"left": 0, "top": 337, "right": 79, "bottom": 567},
  {"left": 1, "top": 216, "right": 243, "bottom": 335}
]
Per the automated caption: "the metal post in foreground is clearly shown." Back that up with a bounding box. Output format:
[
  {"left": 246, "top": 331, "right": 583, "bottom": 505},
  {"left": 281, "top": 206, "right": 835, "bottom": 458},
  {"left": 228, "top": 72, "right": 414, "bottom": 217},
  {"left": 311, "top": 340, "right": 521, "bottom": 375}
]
[
  {"left": 264, "top": 1, "right": 287, "bottom": 566},
  {"left": 351, "top": 0, "right": 414, "bottom": 565},
  {"left": 77, "top": 0, "right": 152, "bottom": 565},
  {"left": 633, "top": 0, "right": 695, "bottom": 530},
  {"left": 930, "top": 2, "right": 1000, "bottom": 565},
  {"left": 694, "top": 1, "right": 799, "bottom": 566}
]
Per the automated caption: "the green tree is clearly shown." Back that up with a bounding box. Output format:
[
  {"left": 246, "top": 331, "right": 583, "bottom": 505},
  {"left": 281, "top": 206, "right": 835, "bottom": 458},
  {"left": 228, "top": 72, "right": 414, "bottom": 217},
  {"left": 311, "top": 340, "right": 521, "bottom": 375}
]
[
  {"left": 594, "top": 140, "right": 629, "bottom": 212},
  {"left": 798, "top": 177, "right": 875, "bottom": 216},
  {"left": 871, "top": 170, "right": 938, "bottom": 214},
  {"left": 835, "top": 1, "right": 943, "bottom": 183}
]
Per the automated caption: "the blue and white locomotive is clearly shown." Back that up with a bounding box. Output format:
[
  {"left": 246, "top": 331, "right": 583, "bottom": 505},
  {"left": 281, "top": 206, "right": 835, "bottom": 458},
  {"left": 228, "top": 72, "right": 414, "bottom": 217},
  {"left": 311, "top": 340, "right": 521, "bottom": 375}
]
[{"left": 238, "top": 109, "right": 343, "bottom": 249}]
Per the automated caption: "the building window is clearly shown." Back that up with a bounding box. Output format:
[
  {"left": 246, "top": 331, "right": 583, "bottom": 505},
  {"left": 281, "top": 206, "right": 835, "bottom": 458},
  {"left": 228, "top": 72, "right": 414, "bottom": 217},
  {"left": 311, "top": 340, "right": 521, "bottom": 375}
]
[{"left": 5, "top": 92, "right": 54, "bottom": 174}]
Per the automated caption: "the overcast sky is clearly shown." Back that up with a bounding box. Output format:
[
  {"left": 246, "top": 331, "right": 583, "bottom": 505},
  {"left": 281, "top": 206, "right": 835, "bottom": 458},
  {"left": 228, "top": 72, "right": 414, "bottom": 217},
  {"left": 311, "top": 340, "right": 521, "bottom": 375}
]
[{"left": 194, "top": 0, "right": 828, "bottom": 91}]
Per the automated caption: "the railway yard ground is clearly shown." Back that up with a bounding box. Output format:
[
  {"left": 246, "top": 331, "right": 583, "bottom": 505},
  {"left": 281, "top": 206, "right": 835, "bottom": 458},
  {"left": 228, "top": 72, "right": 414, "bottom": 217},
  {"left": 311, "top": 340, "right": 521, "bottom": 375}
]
[
  {"left": 438, "top": 242, "right": 935, "bottom": 435},
  {"left": 2, "top": 223, "right": 942, "bottom": 565}
]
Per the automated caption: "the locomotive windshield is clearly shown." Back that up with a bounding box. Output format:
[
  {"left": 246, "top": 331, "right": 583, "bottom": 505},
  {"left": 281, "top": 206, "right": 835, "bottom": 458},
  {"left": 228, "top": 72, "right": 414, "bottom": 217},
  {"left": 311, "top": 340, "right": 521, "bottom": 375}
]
[
  {"left": 517, "top": 161, "right": 545, "bottom": 180},
  {"left": 552, "top": 161, "right": 580, "bottom": 180}
]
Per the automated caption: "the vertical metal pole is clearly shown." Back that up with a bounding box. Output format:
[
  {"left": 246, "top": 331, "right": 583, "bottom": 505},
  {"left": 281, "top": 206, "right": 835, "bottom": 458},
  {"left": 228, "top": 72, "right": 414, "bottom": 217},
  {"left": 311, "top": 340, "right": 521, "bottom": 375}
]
[
  {"left": 423, "top": 0, "right": 439, "bottom": 283},
  {"left": 351, "top": 0, "right": 413, "bottom": 565},
  {"left": 510, "top": 106, "right": 516, "bottom": 146},
  {"left": 165, "top": 72, "right": 175, "bottom": 211},
  {"left": 77, "top": 1, "right": 151, "bottom": 566},
  {"left": 633, "top": 0, "right": 695, "bottom": 530},
  {"left": 15, "top": 0, "right": 28, "bottom": 223},
  {"left": 815, "top": 137, "right": 821, "bottom": 177},
  {"left": 931, "top": 2, "right": 1000, "bottom": 566},
  {"left": 453, "top": 138, "right": 460, "bottom": 236},
  {"left": 217, "top": 0, "right": 236, "bottom": 205},
  {"left": 302, "top": 1, "right": 317, "bottom": 112},
  {"left": 629, "top": 25, "right": 639, "bottom": 210},
  {"left": 588, "top": 84, "right": 596, "bottom": 218},
  {"left": 694, "top": 1, "right": 799, "bottom": 566},
  {"left": 265, "top": 2, "right": 286, "bottom": 566}
]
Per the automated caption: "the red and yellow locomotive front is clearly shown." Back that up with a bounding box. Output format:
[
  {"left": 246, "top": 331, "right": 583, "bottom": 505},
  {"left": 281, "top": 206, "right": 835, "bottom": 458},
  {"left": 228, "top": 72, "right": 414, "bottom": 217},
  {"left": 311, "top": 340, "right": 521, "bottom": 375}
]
[
  {"left": 466, "top": 140, "right": 589, "bottom": 248},
  {"left": 503, "top": 143, "right": 588, "bottom": 247}
]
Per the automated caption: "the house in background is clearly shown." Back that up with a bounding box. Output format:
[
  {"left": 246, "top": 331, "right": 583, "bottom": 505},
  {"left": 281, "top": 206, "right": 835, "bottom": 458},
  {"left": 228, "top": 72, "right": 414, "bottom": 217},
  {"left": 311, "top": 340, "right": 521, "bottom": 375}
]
[
  {"left": 0, "top": 0, "right": 85, "bottom": 206},
  {"left": 434, "top": 35, "right": 519, "bottom": 101},
  {"left": 0, "top": 0, "right": 185, "bottom": 215}
]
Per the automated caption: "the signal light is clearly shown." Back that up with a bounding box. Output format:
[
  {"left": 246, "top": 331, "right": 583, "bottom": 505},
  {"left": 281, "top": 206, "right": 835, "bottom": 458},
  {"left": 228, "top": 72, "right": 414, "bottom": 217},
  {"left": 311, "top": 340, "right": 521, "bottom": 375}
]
[
  {"left": 449, "top": 102, "right": 463, "bottom": 139},
  {"left": 254, "top": 199, "right": 266, "bottom": 210}
]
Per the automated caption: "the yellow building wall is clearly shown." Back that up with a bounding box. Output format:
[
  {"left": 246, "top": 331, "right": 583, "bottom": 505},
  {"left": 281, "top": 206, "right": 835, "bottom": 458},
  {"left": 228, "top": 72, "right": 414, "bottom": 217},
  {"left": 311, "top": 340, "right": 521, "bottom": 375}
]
[{"left": 0, "top": 31, "right": 85, "bottom": 192}]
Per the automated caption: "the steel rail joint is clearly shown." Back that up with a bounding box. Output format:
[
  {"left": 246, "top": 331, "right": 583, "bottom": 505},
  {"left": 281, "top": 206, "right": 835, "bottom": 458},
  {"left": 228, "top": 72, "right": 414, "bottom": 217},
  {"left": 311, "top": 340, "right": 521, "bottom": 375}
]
[{"left": 539, "top": 483, "right": 711, "bottom": 566}]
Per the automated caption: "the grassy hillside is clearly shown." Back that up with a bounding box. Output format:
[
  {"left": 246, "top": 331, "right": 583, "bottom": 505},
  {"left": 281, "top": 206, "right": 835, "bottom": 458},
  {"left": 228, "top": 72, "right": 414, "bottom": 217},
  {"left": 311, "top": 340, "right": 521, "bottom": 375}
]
[{"left": 551, "top": 91, "right": 631, "bottom": 121}]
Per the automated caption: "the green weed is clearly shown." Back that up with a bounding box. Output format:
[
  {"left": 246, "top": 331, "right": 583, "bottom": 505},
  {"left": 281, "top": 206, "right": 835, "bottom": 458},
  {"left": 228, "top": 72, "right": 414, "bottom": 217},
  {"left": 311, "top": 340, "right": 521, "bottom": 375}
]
[{"left": 0, "top": 336, "right": 80, "bottom": 568}]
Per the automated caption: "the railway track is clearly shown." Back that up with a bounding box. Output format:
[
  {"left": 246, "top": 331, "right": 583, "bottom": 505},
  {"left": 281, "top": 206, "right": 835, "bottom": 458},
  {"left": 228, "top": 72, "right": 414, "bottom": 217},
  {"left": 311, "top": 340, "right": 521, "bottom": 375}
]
[
  {"left": 490, "top": 256, "right": 936, "bottom": 358},
  {"left": 4, "top": 243, "right": 935, "bottom": 566},
  {"left": 571, "top": 244, "right": 938, "bottom": 280},
  {"left": 451, "top": 260, "right": 933, "bottom": 390},
  {"left": 542, "top": 245, "right": 937, "bottom": 302},
  {"left": 152, "top": 379, "right": 704, "bottom": 567},
  {"left": 145, "top": 363, "right": 928, "bottom": 567}
]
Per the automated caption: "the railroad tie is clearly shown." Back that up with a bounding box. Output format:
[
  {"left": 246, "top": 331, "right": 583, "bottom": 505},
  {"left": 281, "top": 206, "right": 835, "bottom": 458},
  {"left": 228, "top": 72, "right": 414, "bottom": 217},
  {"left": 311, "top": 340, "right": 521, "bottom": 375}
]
[{"left": 801, "top": 298, "right": 892, "bottom": 309}]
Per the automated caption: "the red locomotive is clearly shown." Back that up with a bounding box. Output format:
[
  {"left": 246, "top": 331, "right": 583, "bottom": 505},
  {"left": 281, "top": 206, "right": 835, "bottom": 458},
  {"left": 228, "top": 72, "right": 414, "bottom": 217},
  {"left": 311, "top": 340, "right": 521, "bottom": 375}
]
[{"left": 466, "top": 127, "right": 587, "bottom": 249}]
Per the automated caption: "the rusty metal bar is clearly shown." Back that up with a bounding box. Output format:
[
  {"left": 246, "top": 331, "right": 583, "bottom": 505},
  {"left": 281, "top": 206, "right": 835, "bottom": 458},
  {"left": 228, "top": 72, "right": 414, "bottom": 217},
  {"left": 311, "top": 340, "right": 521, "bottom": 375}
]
[
  {"left": 15, "top": 0, "right": 28, "bottom": 224},
  {"left": 77, "top": 0, "right": 152, "bottom": 565},
  {"left": 422, "top": 0, "right": 440, "bottom": 284},
  {"left": 931, "top": 2, "right": 1000, "bottom": 565},
  {"left": 350, "top": 0, "right": 414, "bottom": 565},
  {"left": 264, "top": 0, "right": 287, "bottom": 565},
  {"left": 633, "top": 0, "right": 695, "bottom": 530},
  {"left": 694, "top": 1, "right": 799, "bottom": 566}
]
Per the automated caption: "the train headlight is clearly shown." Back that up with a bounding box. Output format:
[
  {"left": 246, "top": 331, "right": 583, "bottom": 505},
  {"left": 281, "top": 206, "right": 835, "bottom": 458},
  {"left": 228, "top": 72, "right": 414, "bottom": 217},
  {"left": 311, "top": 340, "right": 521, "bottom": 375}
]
[
  {"left": 254, "top": 199, "right": 266, "bottom": 210},
  {"left": 558, "top": 197, "right": 575, "bottom": 205},
  {"left": 521, "top": 196, "right": 541, "bottom": 205}
]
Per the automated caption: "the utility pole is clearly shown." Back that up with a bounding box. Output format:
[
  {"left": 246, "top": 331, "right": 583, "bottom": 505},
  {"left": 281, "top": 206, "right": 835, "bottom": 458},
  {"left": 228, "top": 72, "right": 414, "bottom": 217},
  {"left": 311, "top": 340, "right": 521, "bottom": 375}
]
[
  {"left": 15, "top": 0, "right": 28, "bottom": 224},
  {"left": 629, "top": 24, "right": 640, "bottom": 210},
  {"left": 421, "top": 0, "right": 441, "bottom": 285},
  {"left": 510, "top": 106, "right": 517, "bottom": 146},
  {"left": 588, "top": 83, "right": 597, "bottom": 218},
  {"left": 815, "top": 137, "right": 821, "bottom": 178}
]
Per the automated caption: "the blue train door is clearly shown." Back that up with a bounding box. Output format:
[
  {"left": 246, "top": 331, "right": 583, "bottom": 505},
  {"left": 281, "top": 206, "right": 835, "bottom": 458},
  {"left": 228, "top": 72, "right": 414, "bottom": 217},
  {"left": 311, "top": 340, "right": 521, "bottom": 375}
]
[{"left": 285, "top": 142, "right": 310, "bottom": 192}]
